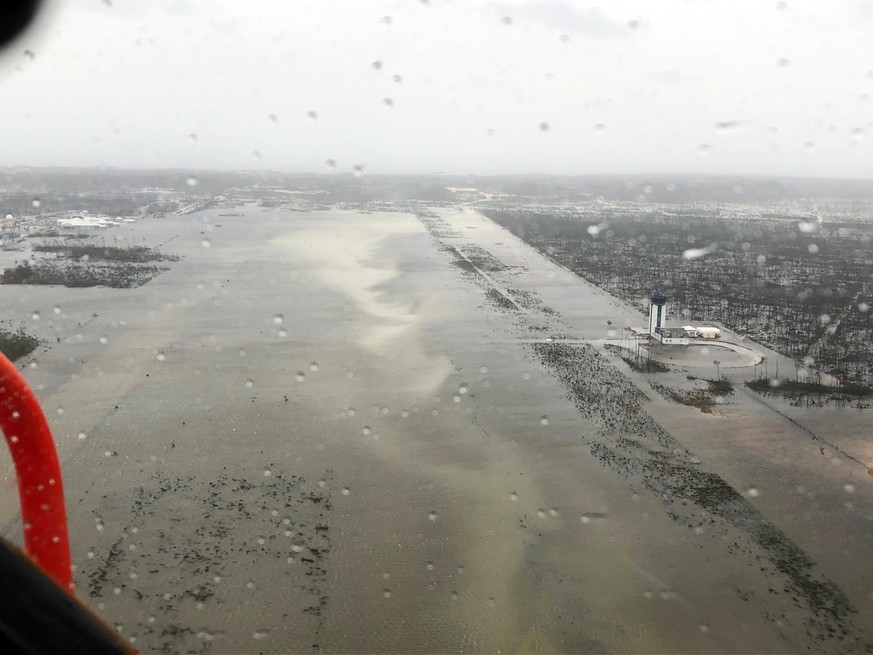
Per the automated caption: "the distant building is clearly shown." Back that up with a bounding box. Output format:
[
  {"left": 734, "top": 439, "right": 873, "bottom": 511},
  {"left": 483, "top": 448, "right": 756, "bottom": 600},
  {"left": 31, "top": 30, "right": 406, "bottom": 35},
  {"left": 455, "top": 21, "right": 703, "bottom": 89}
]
[
  {"left": 682, "top": 325, "right": 699, "bottom": 338},
  {"left": 657, "top": 327, "right": 690, "bottom": 345},
  {"left": 56, "top": 214, "right": 117, "bottom": 235},
  {"left": 696, "top": 326, "right": 721, "bottom": 340},
  {"left": 649, "top": 291, "right": 667, "bottom": 336},
  {"left": 647, "top": 293, "right": 694, "bottom": 344}
]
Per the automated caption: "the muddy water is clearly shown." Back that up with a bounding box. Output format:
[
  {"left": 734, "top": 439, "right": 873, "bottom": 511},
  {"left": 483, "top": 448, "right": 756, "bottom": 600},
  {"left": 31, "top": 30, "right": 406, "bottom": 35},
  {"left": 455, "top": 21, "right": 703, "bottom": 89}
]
[{"left": 0, "top": 206, "right": 865, "bottom": 653}]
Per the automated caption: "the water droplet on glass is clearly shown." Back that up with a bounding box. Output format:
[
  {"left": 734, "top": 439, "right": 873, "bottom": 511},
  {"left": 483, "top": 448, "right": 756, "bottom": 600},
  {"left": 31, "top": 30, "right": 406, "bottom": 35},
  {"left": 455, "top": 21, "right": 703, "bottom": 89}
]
[
  {"left": 156, "top": 353, "right": 166, "bottom": 361},
  {"left": 715, "top": 120, "right": 743, "bottom": 135},
  {"left": 295, "top": 372, "right": 305, "bottom": 382},
  {"left": 32, "top": 197, "right": 41, "bottom": 208},
  {"left": 392, "top": 74, "right": 403, "bottom": 84},
  {"left": 278, "top": 328, "right": 288, "bottom": 337},
  {"left": 501, "top": 16, "right": 513, "bottom": 25},
  {"left": 325, "top": 158, "right": 336, "bottom": 170},
  {"left": 698, "top": 143, "right": 712, "bottom": 156},
  {"left": 31, "top": 311, "right": 40, "bottom": 321},
  {"left": 362, "top": 426, "right": 372, "bottom": 436},
  {"left": 57, "top": 406, "right": 65, "bottom": 415},
  {"left": 186, "top": 175, "right": 199, "bottom": 187},
  {"left": 341, "top": 487, "right": 351, "bottom": 496},
  {"left": 382, "top": 590, "right": 392, "bottom": 598},
  {"left": 309, "top": 362, "right": 319, "bottom": 372},
  {"left": 778, "top": 57, "right": 790, "bottom": 67},
  {"left": 593, "top": 123, "right": 607, "bottom": 135},
  {"left": 850, "top": 127, "right": 864, "bottom": 142},
  {"left": 251, "top": 150, "right": 261, "bottom": 160},
  {"left": 383, "top": 97, "right": 394, "bottom": 109},
  {"left": 273, "top": 314, "right": 284, "bottom": 325},
  {"left": 268, "top": 113, "right": 278, "bottom": 123},
  {"left": 587, "top": 224, "right": 601, "bottom": 236},
  {"left": 99, "top": 336, "right": 108, "bottom": 344},
  {"left": 352, "top": 165, "right": 365, "bottom": 178},
  {"left": 746, "top": 487, "right": 760, "bottom": 498},
  {"left": 509, "top": 492, "right": 518, "bottom": 502},
  {"left": 539, "top": 122, "right": 550, "bottom": 133},
  {"left": 201, "top": 238, "right": 211, "bottom": 248},
  {"left": 306, "top": 110, "right": 318, "bottom": 121},
  {"left": 371, "top": 60, "right": 383, "bottom": 71},
  {"left": 540, "top": 415, "right": 549, "bottom": 426},
  {"left": 77, "top": 432, "right": 87, "bottom": 442},
  {"left": 844, "top": 483, "right": 855, "bottom": 494},
  {"left": 245, "top": 379, "right": 254, "bottom": 389},
  {"left": 427, "top": 511, "right": 438, "bottom": 521},
  {"left": 188, "top": 133, "right": 198, "bottom": 144},
  {"left": 485, "top": 128, "right": 495, "bottom": 137},
  {"left": 802, "top": 141, "right": 815, "bottom": 153},
  {"left": 807, "top": 243, "right": 819, "bottom": 254}
]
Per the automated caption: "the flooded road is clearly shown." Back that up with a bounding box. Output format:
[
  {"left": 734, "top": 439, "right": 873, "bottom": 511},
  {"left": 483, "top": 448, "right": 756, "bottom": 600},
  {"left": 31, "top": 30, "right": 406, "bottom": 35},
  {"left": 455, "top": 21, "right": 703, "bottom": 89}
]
[{"left": 1, "top": 205, "right": 870, "bottom": 653}]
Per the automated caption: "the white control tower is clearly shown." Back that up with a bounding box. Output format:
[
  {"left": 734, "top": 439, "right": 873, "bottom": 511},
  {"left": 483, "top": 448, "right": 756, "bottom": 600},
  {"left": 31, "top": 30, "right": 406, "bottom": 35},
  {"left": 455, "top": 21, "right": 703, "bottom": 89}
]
[{"left": 649, "top": 291, "right": 667, "bottom": 336}]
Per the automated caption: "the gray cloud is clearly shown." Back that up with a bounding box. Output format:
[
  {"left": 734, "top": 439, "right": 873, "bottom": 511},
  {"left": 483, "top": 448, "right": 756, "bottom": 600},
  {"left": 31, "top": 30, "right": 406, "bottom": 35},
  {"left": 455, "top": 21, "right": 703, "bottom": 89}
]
[{"left": 0, "top": 0, "right": 869, "bottom": 177}]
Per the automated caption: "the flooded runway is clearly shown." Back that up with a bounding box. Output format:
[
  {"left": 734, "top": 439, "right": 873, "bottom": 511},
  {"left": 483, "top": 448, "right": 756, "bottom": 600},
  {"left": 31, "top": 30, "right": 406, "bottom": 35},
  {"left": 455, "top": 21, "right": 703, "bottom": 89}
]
[{"left": 1, "top": 205, "right": 870, "bottom": 653}]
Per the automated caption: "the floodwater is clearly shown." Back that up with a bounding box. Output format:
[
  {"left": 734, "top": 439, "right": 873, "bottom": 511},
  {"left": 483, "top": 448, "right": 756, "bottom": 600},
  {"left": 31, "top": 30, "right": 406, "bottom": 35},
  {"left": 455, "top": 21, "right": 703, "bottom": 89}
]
[{"left": 1, "top": 205, "right": 871, "bottom": 653}]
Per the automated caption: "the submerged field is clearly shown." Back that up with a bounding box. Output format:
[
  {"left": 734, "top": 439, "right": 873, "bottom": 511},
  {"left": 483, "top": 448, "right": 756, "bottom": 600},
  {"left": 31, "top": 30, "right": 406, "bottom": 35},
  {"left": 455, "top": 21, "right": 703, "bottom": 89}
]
[{"left": 0, "top": 197, "right": 870, "bottom": 653}]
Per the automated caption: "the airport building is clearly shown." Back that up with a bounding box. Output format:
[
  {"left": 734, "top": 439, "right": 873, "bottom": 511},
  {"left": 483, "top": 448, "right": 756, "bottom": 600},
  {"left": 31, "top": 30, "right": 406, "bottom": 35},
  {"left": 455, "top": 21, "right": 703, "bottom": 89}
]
[{"left": 648, "top": 291, "right": 719, "bottom": 344}]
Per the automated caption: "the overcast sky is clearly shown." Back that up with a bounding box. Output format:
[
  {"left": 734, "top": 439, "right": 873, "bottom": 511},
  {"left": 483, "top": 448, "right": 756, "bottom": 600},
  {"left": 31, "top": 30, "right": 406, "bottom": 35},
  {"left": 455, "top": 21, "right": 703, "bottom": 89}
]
[{"left": 0, "top": 0, "right": 871, "bottom": 177}]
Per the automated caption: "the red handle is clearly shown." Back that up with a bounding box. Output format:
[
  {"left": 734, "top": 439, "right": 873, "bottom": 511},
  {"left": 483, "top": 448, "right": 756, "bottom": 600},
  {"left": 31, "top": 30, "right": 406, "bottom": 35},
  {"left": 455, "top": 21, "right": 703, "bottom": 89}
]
[{"left": 0, "top": 352, "right": 72, "bottom": 590}]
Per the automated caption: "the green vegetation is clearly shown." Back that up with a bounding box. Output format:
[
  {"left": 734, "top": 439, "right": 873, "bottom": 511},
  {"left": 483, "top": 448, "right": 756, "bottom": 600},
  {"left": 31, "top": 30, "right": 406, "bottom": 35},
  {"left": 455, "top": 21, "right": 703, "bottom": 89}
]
[
  {"left": 32, "top": 243, "right": 178, "bottom": 263},
  {"left": 604, "top": 343, "right": 670, "bottom": 373},
  {"left": 622, "top": 356, "right": 670, "bottom": 373},
  {"left": 0, "top": 328, "right": 40, "bottom": 362},
  {"left": 1, "top": 261, "right": 167, "bottom": 288},
  {"left": 746, "top": 377, "right": 871, "bottom": 398},
  {"left": 685, "top": 375, "right": 734, "bottom": 395},
  {"left": 650, "top": 383, "right": 717, "bottom": 413}
]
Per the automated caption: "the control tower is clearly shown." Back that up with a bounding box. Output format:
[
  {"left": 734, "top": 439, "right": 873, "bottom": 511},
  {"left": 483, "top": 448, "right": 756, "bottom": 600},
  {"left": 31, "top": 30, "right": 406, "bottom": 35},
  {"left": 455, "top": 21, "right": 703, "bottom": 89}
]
[{"left": 649, "top": 291, "right": 667, "bottom": 336}]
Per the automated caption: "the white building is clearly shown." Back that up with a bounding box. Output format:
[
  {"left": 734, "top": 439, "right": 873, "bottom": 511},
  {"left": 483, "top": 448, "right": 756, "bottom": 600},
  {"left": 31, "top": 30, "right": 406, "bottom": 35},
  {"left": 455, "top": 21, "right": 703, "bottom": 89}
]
[
  {"left": 649, "top": 291, "right": 667, "bottom": 336},
  {"left": 657, "top": 327, "right": 690, "bottom": 345},
  {"left": 697, "top": 326, "right": 721, "bottom": 340},
  {"left": 682, "top": 325, "right": 699, "bottom": 338}
]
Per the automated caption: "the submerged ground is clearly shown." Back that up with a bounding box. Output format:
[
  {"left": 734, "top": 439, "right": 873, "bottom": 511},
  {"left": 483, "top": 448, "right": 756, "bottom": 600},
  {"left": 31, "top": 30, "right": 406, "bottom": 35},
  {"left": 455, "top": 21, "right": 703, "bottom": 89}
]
[{"left": 1, "top": 204, "right": 871, "bottom": 653}]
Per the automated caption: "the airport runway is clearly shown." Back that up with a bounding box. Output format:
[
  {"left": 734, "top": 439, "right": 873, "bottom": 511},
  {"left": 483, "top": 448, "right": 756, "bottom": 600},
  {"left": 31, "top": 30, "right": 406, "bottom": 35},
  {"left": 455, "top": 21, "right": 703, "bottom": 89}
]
[{"left": 1, "top": 205, "right": 870, "bottom": 653}]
